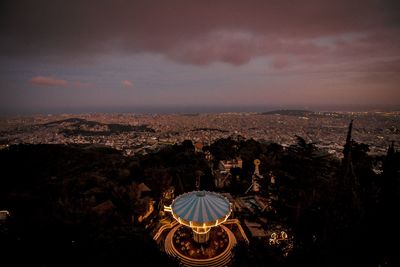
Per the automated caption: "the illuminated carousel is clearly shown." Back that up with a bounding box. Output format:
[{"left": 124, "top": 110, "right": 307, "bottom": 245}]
[{"left": 164, "top": 191, "right": 237, "bottom": 267}]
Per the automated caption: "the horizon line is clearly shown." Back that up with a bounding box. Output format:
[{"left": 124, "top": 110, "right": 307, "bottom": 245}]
[{"left": 1, "top": 104, "right": 400, "bottom": 117}]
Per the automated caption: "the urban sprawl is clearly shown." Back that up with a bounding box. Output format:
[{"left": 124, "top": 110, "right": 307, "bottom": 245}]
[{"left": 1, "top": 111, "right": 399, "bottom": 159}]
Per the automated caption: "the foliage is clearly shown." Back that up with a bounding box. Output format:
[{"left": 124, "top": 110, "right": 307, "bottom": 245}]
[{"left": 1, "top": 136, "right": 399, "bottom": 267}]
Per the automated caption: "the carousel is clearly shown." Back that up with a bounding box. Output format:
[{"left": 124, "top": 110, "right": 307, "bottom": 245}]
[{"left": 163, "top": 191, "right": 237, "bottom": 267}]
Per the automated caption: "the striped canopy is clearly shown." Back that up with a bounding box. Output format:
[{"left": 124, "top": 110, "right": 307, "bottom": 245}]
[{"left": 171, "top": 191, "right": 231, "bottom": 226}]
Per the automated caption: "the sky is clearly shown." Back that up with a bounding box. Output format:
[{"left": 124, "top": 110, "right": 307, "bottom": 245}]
[{"left": 0, "top": 0, "right": 399, "bottom": 114}]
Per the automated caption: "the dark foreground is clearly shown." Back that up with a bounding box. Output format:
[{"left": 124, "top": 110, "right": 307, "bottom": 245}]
[{"left": 0, "top": 138, "right": 399, "bottom": 266}]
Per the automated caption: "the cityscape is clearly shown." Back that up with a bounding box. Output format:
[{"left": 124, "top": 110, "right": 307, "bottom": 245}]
[
  {"left": 1, "top": 1, "right": 400, "bottom": 267},
  {"left": 1, "top": 110, "right": 399, "bottom": 266},
  {"left": 1, "top": 110, "right": 399, "bottom": 159}
]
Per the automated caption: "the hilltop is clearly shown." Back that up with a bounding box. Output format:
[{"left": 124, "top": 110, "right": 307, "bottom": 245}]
[{"left": 260, "top": 110, "right": 314, "bottom": 116}]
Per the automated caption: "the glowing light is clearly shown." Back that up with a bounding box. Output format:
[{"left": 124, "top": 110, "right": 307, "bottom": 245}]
[
  {"left": 281, "top": 231, "right": 288, "bottom": 240},
  {"left": 269, "top": 231, "right": 289, "bottom": 245},
  {"left": 169, "top": 191, "right": 232, "bottom": 240},
  {"left": 164, "top": 205, "right": 172, "bottom": 212}
]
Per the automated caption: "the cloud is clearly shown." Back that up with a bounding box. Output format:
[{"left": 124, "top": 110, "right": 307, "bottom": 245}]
[
  {"left": 272, "top": 57, "right": 289, "bottom": 69},
  {"left": 122, "top": 80, "right": 133, "bottom": 88},
  {"left": 29, "top": 76, "right": 67, "bottom": 86},
  {"left": 1, "top": 0, "right": 399, "bottom": 66},
  {"left": 73, "top": 81, "right": 93, "bottom": 88}
]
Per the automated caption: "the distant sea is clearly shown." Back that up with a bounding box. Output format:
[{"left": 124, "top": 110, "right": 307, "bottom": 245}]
[{"left": 1, "top": 104, "right": 399, "bottom": 116}]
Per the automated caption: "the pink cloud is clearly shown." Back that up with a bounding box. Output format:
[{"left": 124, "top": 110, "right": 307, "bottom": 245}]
[
  {"left": 272, "top": 57, "right": 289, "bottom": 69},
  {"left": 122, "top": 80, "right": 133, "bottom": 87},
  {"left": 30, "top": 76, "right": 67, "bottom": 86},
  {"left": 3, "top": 0, "right": 399, "bottom": 67},
  {"left": 73, "top": 81, "right": 93, "bottom": 88},
  {"left": 167, "top": 31, "right": 327, "bottom": 66}
]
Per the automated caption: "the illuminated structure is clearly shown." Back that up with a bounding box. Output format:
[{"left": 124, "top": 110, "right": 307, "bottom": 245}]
[
  {"left": 215, "top": 158, "right": 242, "bottom": 189},
  {"left": 159, "top": 191, "right": 242, "bottom": 267},
  {"left": 0, "top": 210, "right": 10, "bottom": 222},
  {"left": 170, "top": 191, "right": 231, "bottom": 243},
  {"left": 245, "top": 159, "right": 263, "bottom": 193}
]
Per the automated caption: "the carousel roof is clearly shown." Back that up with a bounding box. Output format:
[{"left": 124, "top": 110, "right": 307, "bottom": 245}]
[{"left": 171, "top": 191, "right": 231, "bottom": 225}]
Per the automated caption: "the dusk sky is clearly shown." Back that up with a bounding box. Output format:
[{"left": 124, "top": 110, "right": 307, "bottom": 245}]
[{"left": 1, "top": 0, "right": 399, "bottom": 114}]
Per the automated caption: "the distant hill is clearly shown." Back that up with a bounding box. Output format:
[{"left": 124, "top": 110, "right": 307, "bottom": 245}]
[
  {"left": 42, "top": 117, "right": 155, "bottom": 136},
  {"left": 43, "top": 117, "right": 95, "bottom": 126},
  {"left": 260, "top": 109, "right": 314, "bottom": 116},
  {"left": 180, "top": 113, "right": 200, "bottom": 117}
]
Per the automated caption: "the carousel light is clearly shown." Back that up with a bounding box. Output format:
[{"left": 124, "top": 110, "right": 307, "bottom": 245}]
[{"left": 170, "top": 191, "right": 231, "bottom": 243}]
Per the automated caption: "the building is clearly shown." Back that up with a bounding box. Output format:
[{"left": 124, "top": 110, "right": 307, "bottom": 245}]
[
  {"left": 0, "top": 210, "right": 10, "bottom": 223},
  {"left": 215, "top": 158, "right": 243, "bottom": 189},
  {"left": 156, "top": 191, "right": 241, "bottom": 267},
  {"left": 218, "top": 158, "right": 243, "bottom": 173},
  {"left": 170, "top": 191, "right": 232, "bottom": 243}
]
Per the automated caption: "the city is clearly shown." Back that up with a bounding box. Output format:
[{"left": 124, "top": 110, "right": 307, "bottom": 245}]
[
  {"left": 1, "top": 110, "right": 399, "bottom": 158},
  {"left": 1, "top": 110, "right": 399, "bottom": 266},
  {"left": 1, "top": 0, "right": 400, "bottom": 266}
]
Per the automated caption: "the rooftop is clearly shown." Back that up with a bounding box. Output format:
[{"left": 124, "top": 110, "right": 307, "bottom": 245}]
[{"left": 171, "top": 191, "right": 231, "bottom": 226}]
